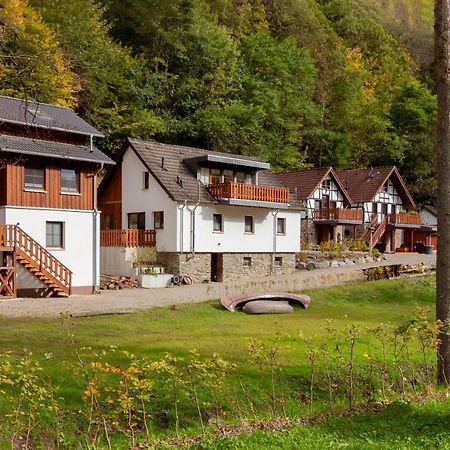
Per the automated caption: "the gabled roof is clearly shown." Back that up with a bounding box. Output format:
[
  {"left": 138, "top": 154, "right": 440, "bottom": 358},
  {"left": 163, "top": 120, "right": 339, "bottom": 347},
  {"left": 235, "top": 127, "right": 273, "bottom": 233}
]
[
  {"left": 337, "top": 166, "right": 416, "bottom": 208},
  {"left": 0, "top": 95, "right": 103, "bottom": 138},
  {"left": 274, "top": 167, "right": 352, "bottom": 204},
  {"left": 0, "top": 134, "right": 114, "bottom": 165},
  {"left": 99, "top": 138, "right": 298, "bottom": 208}
]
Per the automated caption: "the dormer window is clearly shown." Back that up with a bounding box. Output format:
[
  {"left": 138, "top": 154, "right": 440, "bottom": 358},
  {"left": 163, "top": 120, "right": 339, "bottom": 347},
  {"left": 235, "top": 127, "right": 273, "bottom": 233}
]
[
  {"left": 24, "top": 166, "right": 45, "bottom": 190},
  {"left": 210, "top": 169, "right": 221, "bottom": 185},
  {"left": 223, "top": 169, "right": 234, "bottom": 183}
]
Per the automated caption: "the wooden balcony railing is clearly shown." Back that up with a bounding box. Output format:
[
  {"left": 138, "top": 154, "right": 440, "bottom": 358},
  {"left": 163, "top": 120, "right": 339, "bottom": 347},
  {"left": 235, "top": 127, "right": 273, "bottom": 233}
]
[
  {"left": 313, "top": 208, "right": 363, "bottom": 222},
  {"left": 389, "top": 213, "right": 421, "bottom": 225},
  {"left": 101, "top": 229, "right": 156, "bottom": 247},
  {"left": 207, "top": 182, "right": 289, "bottom": 204}
]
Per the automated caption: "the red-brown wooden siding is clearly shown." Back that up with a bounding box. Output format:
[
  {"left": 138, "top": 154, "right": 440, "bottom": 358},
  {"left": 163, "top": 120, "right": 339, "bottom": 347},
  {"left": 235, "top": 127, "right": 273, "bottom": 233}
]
[
  {"left": 98, "top": 162, "right": 122, "bottom": 229},
  {"left": 0, "top": 123, "right": 88, "bottom": 145},
  {"left": 4, "top": 161, "right": 95, "bottom": 210}
]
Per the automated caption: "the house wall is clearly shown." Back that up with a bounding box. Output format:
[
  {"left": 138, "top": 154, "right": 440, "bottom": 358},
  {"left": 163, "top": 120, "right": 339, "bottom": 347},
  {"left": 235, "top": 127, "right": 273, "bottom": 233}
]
[
  {"left": 420, "top": 208, "right": 437, "bottom": 226},
  {"left": 1, "top": 206, "right": 99, "bottom": 291},
  {"left": 177, "top": 203, "right": 301, "bottom": 254},
  {"left": 3, "top": 159, "right": 95, "bottom": 210},
  {"left": 158, "top": 252, "right": 296, "bottom": 282},
  {"left": 99, "top": 162, "right": 122, "bottom": 229},
  {"left": 121, "top": 147, "right": 301, "bottom": 255},
  {"left": 363, "top": 179, "right": 403, "bottom": 223},
  {"left": 305, "top": 175, "right": 345, "bottom": 214},
  {"left": 121, "top": 149, "right": 178, "bottom": 252}
]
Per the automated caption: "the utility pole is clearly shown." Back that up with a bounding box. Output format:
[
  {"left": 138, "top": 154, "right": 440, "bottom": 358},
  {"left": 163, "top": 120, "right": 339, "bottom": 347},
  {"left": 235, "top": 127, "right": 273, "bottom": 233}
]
[{"left": 435, "top": 0, "right": 450, "bottom": 384}]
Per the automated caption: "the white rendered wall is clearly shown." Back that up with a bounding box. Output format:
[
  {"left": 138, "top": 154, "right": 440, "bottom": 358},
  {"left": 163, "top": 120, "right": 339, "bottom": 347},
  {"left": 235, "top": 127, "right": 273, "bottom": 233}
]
[
  {"left": 305, "top": 176, "right": 345, "bottom": 217},
  {"left": 420, "top": 208, "right": 437, "bottom": 226},
  {"left": 121, "top": 149, "right": 178, "bottom": 252},
  {"left": 363, "top": 179, "right": 403, "bottom": 223},
  {"left": 0, "top": 206, "right": 99, "bottom": 288},
  {"left": 177, "top": 204, "right": 300, "bottom": 254}
]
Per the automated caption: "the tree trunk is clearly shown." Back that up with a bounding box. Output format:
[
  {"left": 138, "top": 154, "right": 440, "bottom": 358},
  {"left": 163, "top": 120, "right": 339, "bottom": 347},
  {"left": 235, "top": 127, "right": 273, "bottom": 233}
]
[{"left": 435, "top": 0, "right": 450, "bottom": 385}]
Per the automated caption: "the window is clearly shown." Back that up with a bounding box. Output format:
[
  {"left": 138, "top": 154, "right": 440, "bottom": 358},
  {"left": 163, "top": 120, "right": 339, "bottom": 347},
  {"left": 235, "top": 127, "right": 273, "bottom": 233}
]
[
  {"left": 244, "top": 216, "right": 254, "bottom": 233},
  {"left": 46, "top": 222, "right": 63, "bottom": 248},
  {"left": 213, "top": 213, "right": 223, "bottom": 232},
  {"left": 60, "top": 169, "right": 80, "bottom": 193},
  {"left": 128, "top": 212, "right": 145, "bottom": 230},
  {"left": 209, "top": 169, "right": 221, "bottom": 185},
  {"left": 24, "top": 166, "right": 45, "bottom": 190},
  {"left": 235, "top": 172, "right": 246, "bottom": 183},
  {"left": 154, "top": 211, "right": 164, "bottom": 229},
  {"left": 245, "top": 173, "right": 254, "bottom": 185},
  {"left": 223, "top": 169, "right": 234, "bottom": 183},
  {"left": 277, "top": 217, "right": 286, "bottom": 235},
  {"left": 143, "top": 171, "right": 149, "bottom": 189},
  {"left": 274, "top": 256, "right": 283, "bottom": 267},
  {"left": 314, "top": 200, "right": 322, "bottom": 210},
  {"left": 243, "top": 257, "right": 252, "bottom": 267},
  {"left": 322, "top": 178, "right": 331, "bottom": 189}
]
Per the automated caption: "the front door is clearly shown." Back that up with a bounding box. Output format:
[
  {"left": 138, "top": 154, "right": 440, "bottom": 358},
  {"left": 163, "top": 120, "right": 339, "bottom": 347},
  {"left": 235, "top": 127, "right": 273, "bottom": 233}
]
[{"left": 211, "top": 253, "right": 223, "bottom": 282}]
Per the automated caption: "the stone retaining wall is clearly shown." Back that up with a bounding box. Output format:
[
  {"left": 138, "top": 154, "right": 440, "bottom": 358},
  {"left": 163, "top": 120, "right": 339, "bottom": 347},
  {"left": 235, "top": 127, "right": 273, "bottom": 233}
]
[{"left": 157, "top": 252, "right": 296, "bottom": 282}]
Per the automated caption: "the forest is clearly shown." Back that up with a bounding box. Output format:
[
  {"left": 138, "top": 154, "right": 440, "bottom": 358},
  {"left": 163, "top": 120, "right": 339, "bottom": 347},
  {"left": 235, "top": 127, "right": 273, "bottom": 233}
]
[{"left": 0, "top": 0, "right": 437, "bottom": 203}]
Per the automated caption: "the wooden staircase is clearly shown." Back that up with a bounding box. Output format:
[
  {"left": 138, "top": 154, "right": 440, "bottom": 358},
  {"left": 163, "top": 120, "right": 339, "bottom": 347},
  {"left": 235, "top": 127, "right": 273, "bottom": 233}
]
[
  {"left": 362, "top": 214, "right": 389, "bottom": 247},
  {"left": 0, "top": 225, "right": 72, "bottom": 297}
]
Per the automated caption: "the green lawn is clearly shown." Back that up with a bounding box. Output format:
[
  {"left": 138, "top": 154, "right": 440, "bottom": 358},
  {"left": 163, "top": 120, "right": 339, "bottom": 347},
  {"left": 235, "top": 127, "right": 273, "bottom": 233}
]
[
  {"left": 0, "top": 275, "right": 442, "bottom": 448},
  {"left": 199, "top": 397, "right": 450, "bottom": 449}
]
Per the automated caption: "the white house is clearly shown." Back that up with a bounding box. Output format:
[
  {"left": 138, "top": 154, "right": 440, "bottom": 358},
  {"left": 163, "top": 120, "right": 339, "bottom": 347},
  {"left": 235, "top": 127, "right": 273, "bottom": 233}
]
[
  {"left": 98, "top": 139, "right": 302, "bottom": 282},
  {"left": 0, "top": 95, "right": 113, "bottom": 297}
]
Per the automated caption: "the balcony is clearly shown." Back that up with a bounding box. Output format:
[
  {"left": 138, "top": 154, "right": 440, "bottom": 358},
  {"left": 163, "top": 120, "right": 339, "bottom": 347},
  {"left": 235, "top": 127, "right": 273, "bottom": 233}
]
[
  {"left": 101, "top": 229, "right": 156, "bottom": 247},
  {"left": 313, "top": 208, "right": 363, "bottom": 223},
  {"left": 207, "top": 182, "right": 289, "bottom": 204},
  {"left": 389, "top": 213, "right": 421, "bottom": 226}
]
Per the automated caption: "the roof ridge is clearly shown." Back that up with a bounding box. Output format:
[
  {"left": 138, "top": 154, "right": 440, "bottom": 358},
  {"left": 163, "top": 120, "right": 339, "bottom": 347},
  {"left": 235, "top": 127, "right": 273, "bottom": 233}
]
[{"left": 0, "top": 94, "right": 75, "bottom": 112}]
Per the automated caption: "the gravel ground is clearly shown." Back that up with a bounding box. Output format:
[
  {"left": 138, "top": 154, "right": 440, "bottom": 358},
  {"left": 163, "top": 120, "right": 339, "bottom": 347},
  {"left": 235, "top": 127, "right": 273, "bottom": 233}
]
[{"left": 0, "top": 253, "right": 436, "bottom": 319}]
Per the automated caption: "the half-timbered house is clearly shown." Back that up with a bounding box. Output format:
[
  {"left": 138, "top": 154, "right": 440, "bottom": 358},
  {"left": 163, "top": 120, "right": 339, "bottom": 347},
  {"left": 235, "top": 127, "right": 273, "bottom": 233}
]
[
  {"left": 0, "top": 95, "right": 113, "bottom": 297},
  {"left": 275, "top": 167, "right": 362, "bottom": 246},
  {"left": 337, "top": 167, "right": 429, "bottom": 252}
]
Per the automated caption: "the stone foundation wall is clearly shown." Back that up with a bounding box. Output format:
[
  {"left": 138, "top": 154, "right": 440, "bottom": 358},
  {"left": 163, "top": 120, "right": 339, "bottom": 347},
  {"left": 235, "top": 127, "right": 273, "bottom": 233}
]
[
  {"left": 301, "top": 218, "right": 318, "bottom": 247},
  {"left": 157, "top": 252, "right": 296, "bottom": 282}
]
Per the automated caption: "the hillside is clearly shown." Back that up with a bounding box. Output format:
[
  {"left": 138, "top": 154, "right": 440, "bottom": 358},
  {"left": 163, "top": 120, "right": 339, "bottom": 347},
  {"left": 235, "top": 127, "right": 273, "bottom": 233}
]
[{"left": 0, "top": 0, "right": 436, "bottom": 203}]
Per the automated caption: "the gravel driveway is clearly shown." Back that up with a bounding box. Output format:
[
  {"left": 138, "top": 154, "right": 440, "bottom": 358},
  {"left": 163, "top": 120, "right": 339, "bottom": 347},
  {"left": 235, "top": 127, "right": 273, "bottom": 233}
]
[{"left": 0, "top": 253, "right": 436, "bottom": 319}]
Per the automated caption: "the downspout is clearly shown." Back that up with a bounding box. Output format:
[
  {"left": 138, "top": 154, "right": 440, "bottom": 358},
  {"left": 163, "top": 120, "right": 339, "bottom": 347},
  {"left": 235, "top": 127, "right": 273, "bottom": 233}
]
[
  {"left": 187, "top": 201, "right": 200, "bottom": 255},
  {"left": 178, "top": 200, "right": 187, "bottom": 254},
  {"left": 186, "top": 181, "right": 201, "bottom": 255},
  {"left": 271, "top": 209, "right": 279, "bottom": 274},
  {"left": 92, "top": 161, "right": 104, "bottom": 294}
]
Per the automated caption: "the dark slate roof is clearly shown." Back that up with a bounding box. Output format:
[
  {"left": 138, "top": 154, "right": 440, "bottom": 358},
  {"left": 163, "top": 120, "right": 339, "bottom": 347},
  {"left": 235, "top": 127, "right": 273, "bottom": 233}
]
[
  {"left": 112, "top": 139, "right": 300, "bottom": 207},
  {"left": 337, "top": 166, "right": 415, "bottom": 208},
  {"left": 274, "top": 167, "right": 352, "bottom": 205},
  {"left": 0, "top": 134, "right": 114, "bottom": 165},
  {"left": 0, "top": 95, "right": 103, "bottom": 137}
]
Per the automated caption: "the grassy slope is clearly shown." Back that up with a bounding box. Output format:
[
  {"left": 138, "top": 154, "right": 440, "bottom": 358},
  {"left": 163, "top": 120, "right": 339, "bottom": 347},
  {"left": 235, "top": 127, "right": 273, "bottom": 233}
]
[
  {"left": 0, "top": 277, "right": 435, "bottom": 388},
  {"left": 199, "top": 397, "right": 450, "bottom": 449},
  {"left": 0, "top": 275, "right": 439, "bottom": 446}
]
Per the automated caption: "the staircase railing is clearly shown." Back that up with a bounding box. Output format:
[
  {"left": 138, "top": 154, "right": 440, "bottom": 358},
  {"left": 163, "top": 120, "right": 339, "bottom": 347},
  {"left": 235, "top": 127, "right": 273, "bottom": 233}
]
[
  {"left": 0, "top": 225, "right": 72, "bottom": 295},
  {"left": 361, "top": 213, "right": 378, "bottom": 242},
  {"left": 372, "top": 215, "right": 389, "bottom": 245}
]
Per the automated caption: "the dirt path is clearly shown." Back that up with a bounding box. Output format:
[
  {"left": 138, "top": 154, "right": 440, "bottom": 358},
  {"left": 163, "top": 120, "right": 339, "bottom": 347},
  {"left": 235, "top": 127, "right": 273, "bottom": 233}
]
[{"left": 0, "top": 253, "right": 436, "bottom": 319}]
